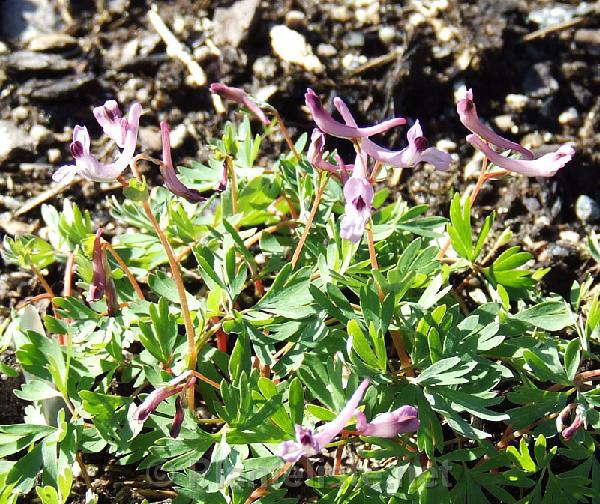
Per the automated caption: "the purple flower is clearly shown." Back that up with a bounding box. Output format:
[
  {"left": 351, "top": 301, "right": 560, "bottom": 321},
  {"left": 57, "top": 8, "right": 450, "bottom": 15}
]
[
  {"left": 53, "top": 102, "right": 142, "bottom": 183},
  {"left": 307, "top": 128, "right": 346, "bottom": 173},
  {"left": 132, "top": 372, "right": 196, "bottom": 428},
  {"left": 467, "top": 134, "right": 575, "bottom": 177},
  {"left": 276, "top": 379, "right": 370, "bottom": 462},
  {"left": 457, "top": 88, "right": 534, "bottom": 160},
  {"left": 213, "top": 160, "right": 228, "bottom": 193},
  {"left": 356, "top": 405, "right": 419, "bottom": 437},
  {"left": 333, "top": 97, "right": 451, "bottom": 171},
  {"left": 209, "top": 82, "right": 271, "bottom": 125},
  {"left": 86, "top": 229, "right": 118, "bottom": 316},
  {"left": 305, "top": 89, "right": 405, "bottom": 139},
  {"left": 160, "top": 121, "right": 207, "bottom": 202},
  {"left": 170, "top": 396, "right": 185, "bottom": 438},
  {"left": 340, "top": 177, "right": 374, "bottom": 243},
  {"left": 558, "top": 404, "right": 586, "bottom": 442},
  {"left": 93, "top": 100, "right": 129, "bottom": 148}
]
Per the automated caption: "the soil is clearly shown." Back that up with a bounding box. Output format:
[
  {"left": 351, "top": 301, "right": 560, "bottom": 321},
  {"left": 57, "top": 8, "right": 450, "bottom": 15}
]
[{"left": 0, "top": 0, "right": 599, "bottom": 501}]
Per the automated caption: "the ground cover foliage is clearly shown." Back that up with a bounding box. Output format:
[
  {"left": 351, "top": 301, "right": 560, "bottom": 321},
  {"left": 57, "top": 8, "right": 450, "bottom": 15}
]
[{"left": 1, "top": 91, "right": 599, "bottom": 504}]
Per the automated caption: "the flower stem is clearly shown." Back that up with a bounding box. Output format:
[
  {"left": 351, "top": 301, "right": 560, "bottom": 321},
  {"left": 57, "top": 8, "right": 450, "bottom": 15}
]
[
  {"left": 244, "top": 462, "right": 293, "bottom": 504},
  {"left": 131, "top": 157, "right": 197, "bottom": 413},
  {"left": 225, "top": 155, "right": 238, "bottom": 214},
  {"left": 367, "top": 226, "right": 384, "bottom": 302},
  {"left": 30, "top": 265, "right": 55, "bottom": 298},
  {"left": 390, "top": 330, "right": 415, "bottom": 378},
  {"left": 271, "top": 109, "right": 301, "bottom": 162},
  {"left": 291, "top": 173, "right": 329, "bottom": 268},
  {"left": 101, "top": 241, "right": 145, "bottom": 301}
]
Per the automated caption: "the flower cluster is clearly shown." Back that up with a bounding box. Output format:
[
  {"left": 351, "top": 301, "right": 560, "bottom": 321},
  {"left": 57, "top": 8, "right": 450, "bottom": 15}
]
[
  {"left": 276, "top": 379, "right": 419, "bottom": 462},
  {"left": 305, "top": 88, "right": 451, "bottom": 243}
]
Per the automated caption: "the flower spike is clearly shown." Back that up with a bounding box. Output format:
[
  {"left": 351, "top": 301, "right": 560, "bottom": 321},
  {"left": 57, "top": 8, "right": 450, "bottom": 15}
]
[
  {"left": 457, "top": 88, "right": 534, "bottom": 160},
  {"left": 305, "top": 89, "right": 405, "bottom": 139},
  {"left": 160, "top": 121, "right": 207, "bottom": 202},
  {"left": 210, "top": 82, "right": 271, "bottom": 125}
]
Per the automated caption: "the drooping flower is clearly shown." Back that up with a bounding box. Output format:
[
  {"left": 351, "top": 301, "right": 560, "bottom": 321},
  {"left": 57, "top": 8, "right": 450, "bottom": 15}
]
[
  {"left": 86, "top": 229, "right": 118, "bottom": 316},
  {"left": 340, "top": 152, "right": 374, "bottom": 243},
  {"left": 170, "top": 396, "right": 185, "bottom": 438},
  {"left": 457, "top": 88, "right": 534, "bottom": 160},
  {"left": 307, "top": 128, "right": 346, "bottom": 173},
  {"left": 333, "top": 97, "right": 451, "bottom": 171},
  {"left": 53, "top": 102, "right": 142, "bottom": 183},
  {"left": 356, "top": 405, "right": 419, "bottom": 437},
  {"left": 93, "top": 100, "right": 129, "bottom": 148},
  {"left": 467, "top": 134, "right": 575, "bottom": 177},
  {"left": 209, "top": 82, "right": 271, "bottom": 125},
  {"left": 305, "top": 88, "right": 405, "bottom": 139},
  {"left": 213, "top": 160, "right": 228, "bottom": 193},
  {"left": 557, "top": 404, "right": 586, "bottom": 442},
  {"left": 160, "top": 121, "right": 207, "bottom": 202},
  {"left": 132, "top": 371, "right": 196, "bottom": 430},
  {"left": 276, "top": 379, "right": 370, "bottom": 462}
]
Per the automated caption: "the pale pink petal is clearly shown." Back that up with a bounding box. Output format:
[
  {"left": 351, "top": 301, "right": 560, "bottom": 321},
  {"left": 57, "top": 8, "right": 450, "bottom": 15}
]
[
  {"left": 467, "top": 134, "right": 574, "bottom": 177},
  {"left": 52, "top": 165, "right": 77, "bottom": 183},
  {"left": 457, "top": 88, "right": 534, "bottom": 160},
  {"left": 210, "top": 82, "right": 271, "bottom": 125}
]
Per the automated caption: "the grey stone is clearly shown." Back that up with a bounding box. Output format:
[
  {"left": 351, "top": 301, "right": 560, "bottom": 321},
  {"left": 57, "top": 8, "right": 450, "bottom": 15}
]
[
  {"left": 1, "top": 0, "right": 61, "bottom": 41},
  {"left": 575, "top": 195, "right": 600, "bottom": 222},
  {"left": 19, "top": 74, "right": 94, "bottom": 100},
  {"left": 3, "top": 50, "right": 73, "bottom": 74},
  {"left": 523, "top": 62, "right": 559, "bottom": 99},
  {"left": 213, "top": 0, "right": 260, "bottom": 48},
  {"left": 0, "top": 120, "right": 33, "bottom": 164},
  {"left": 28, "top": 33, "right": 77, "bottom": 52}
]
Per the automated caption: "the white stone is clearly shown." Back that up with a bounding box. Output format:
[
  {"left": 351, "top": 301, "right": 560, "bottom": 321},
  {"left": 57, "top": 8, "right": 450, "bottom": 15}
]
[
  {"left": 270, "top": 25, "right": 324, "bottom": 73},
  {"left": 342, "top": 53, "right": 367, "bottom": 71},
  {"left": 344, "top": 31, "right": 365, "bottom": 48},
  {"left": 505, "top": 93, "right": 528, "bottom": 112},
  {"left": 558, "top": 107, "right": 578, "bottom": 125},
  {"left": 378, "top": 26, "right": 395, "bottom": 45},
  {"left": 317, "top": 44, "right": 337, "bottom": 57}
]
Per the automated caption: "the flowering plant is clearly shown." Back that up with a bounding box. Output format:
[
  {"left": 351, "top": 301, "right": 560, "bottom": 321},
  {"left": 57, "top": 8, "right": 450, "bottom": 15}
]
[{"left": 0, "top": 82, "right": 597, "bottom": 504}]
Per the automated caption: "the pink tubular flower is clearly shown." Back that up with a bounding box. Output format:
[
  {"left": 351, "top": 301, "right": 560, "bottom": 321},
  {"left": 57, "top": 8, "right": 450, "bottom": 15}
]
[
  {"left": 86, "top": 229, "right": 118, "bottom": 316},
  {"left": 276, "top": 379, "right": 370, "bottom": 462},
  {"left": 333, "top": 97, "right": 451, "bottom": 171},
  {"left": 356, "top": 405, "right": 419, "bottom": 437},
  {"left": 457, "top": 89, "right": 534, "bottom": 160},
  {"left": 307, "top": 128, "right": 346, "bottom": 173},
  {"left": 160, "top": 121, "right": 207, "bottom": 202},
  {"left": 132, "top": 372, "right": 196, "bottom": 429},
  {"left": 467, "top": 134, "right": 575, "bottom": 177},
  {"left": 305, "top": 89, "right": 405, "bottom": 139},
  {"left": 557, "top": 404, "right": 586, "bottom": 442},
  {"left": 210, "top": 82, "right": 271, "bottom": 125},
  {"left": 93, "top": 100, "right": 128, "bottom": 148},
  {"left": 53, "top": 102, "right": 142, "bottom": 183},
  {"left": 340, "top": 152, "right": 374, "bottom": 243}
]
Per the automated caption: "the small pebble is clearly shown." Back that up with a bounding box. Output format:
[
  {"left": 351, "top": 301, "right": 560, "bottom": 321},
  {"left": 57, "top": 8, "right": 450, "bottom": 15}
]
[
  {"left": 330, "top": 6, "right": 351, "bottom": 22},
  {"left": 378, "top": 26, "right": 395, "bottom": 45},
  {"left": 575, "top": 195, "right": 600, "bottom": 222},
  {"left": 169, "top": 123, "right": 188, "bottom": 149},
  {"left": 317, "top": 44, "right": 337, "bottom": 57},
  {"left": 344, "top": 31, "right": 364, "bottom": 48},
  {"left": 494, "top": 115, "right": 515, "bottom": 131},
  {"left": 559, "top": 230, "right": 580, "bottom": 243},
  {"left": 505, "top": 93, "right": 528, "bottom": 112},
  {"left": 342, "top": 53, "right": 367, "bottom": 71},
  {"left": 436, "top": 139, "right": 457, "bottom": 152},
  {"left": 30, "top": 124, "right": 51, "bottom": 146},
  {"left": 285, "top": 10, "right": 306, "bottom": 28},
  {"left": 28, "top": 33, "right": 77, "bottom": 52},
  {"left": 558, "top": 107, "right": 578, "bottom": 125},
  {"left": 47, "top": 148, "right": 61, "bottom": 164},
  {"left": 12, "top": 106, "right": 29, "bottom": 122},
  {"left": 253, "top": 56, "right": 278, "bottom": 79}
]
